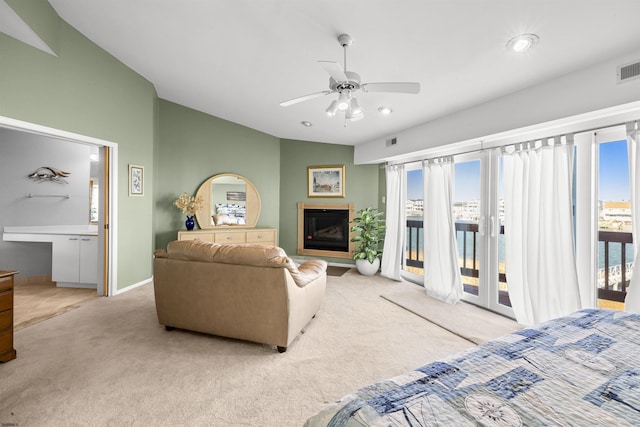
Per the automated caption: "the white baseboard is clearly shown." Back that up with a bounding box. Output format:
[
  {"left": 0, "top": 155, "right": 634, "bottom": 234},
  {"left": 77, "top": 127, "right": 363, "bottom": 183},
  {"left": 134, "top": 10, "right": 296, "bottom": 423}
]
[{"left": 112, "top": 276, "right": 153, "bottom": 296}]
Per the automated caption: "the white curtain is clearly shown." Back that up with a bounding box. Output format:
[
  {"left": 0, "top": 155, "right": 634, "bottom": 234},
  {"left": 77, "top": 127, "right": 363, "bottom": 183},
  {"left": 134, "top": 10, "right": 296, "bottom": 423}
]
[
  {"left": 422, "top": 157, "right": 463, "bottom": 304},
  {"left": 624, "top": 122, "right": 640, "bottom": 312},
  {"left": 381, "top": 164, "right": 405, "bottom": 281},
  {"left": 502, "top": 137, "right": 582, "bottom": 325}
]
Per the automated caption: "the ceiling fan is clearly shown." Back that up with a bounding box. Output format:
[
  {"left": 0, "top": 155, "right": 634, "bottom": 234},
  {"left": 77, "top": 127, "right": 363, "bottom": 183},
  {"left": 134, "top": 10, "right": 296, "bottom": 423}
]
[{"left": 280, "top": 34, "right": 420, "bottom": 124}]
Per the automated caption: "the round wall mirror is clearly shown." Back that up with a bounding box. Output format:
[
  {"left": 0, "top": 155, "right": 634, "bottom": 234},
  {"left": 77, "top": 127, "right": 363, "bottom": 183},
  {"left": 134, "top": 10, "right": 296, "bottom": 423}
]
[{"left": 194, "top": 173, "right": 261, "bottom": 229}]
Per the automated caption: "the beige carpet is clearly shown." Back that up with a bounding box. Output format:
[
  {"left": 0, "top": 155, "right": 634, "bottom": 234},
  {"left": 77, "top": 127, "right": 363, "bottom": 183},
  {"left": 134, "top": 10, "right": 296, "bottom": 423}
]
[
  {"left": 1, "top": 270, "right": 494, "bottom": 426},
  {"left": 381, "top": 281, "right": 522, "bottom": 344}
]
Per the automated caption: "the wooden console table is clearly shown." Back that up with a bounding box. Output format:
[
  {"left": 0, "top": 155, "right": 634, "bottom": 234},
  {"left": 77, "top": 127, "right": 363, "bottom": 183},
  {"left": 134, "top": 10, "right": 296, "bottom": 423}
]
[{"left": 0, "top": 270, "right": 18, "bottom": 362}]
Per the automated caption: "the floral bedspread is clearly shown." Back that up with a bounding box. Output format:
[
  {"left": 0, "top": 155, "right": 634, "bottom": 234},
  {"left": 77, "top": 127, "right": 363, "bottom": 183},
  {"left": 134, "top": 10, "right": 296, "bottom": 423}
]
[{"left": 305, "top": 309, "right": 640, "bottom": 426}]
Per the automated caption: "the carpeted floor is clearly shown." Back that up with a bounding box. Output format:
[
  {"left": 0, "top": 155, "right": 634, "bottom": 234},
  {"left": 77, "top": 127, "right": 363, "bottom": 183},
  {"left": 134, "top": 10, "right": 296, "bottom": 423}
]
[
  {"left": 381, "top": 282, "right": 522, "bottom": 344},
  {"left": 1, "top": 271, "right": 511, "bottom": 426}
]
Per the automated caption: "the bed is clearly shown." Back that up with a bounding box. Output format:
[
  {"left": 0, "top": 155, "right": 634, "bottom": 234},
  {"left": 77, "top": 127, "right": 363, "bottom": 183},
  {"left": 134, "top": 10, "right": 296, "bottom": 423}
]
[{"left": 305, "top": 308, "right": 640, "bottom": 426}]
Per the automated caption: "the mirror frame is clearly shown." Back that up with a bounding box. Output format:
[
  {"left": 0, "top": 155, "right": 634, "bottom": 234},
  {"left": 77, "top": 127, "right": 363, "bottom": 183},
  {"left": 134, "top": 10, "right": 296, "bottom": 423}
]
[{"left": 194, "top": 173, "right": 261, "bottom": 229}]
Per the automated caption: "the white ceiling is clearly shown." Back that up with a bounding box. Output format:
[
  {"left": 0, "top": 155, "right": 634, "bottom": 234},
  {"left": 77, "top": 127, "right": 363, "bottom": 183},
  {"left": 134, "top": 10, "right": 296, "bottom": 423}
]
[{"left": 12, "top": 1, "right": 640, "bottom": 145}]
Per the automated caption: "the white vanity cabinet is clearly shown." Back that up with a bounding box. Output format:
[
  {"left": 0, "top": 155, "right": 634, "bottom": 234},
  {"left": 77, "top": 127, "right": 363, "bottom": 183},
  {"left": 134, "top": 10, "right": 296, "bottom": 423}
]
[
  {"left": 2, "top": 225, "right": 99, "bottom": 290},
  {"left": 51, "top": 235, "right": 98, "bottom": 286}
]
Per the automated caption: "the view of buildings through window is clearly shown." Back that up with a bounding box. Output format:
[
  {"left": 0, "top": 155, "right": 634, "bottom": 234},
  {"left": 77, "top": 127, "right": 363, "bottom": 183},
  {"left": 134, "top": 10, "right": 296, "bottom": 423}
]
[
  {"left": 404, "top": 140, "right": 634, "bottom": 308},
  {"left": 598, "top": 140, "right": 633, "bottom": 308}
]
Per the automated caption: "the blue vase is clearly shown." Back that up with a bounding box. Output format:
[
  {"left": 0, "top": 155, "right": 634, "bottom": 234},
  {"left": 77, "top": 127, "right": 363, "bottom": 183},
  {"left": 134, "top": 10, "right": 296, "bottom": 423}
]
[{"left": 185, "top": 216, "right": 195, "bottom": 231}]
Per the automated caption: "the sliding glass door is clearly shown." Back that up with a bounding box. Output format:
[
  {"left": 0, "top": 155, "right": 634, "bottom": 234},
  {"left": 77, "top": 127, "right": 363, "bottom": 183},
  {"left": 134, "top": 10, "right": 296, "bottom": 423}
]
[
  {"left": 403, "top": 164, "right": 424, "bottom": 282},
  {"left": 574, "top": 125, "right": 633, "bottom": 310},
  {"left": 454, "top": 151, "right": 512, "bottom": 317},
  {"left": 401, "top": 153, "right": 513, "bottom": 318}
]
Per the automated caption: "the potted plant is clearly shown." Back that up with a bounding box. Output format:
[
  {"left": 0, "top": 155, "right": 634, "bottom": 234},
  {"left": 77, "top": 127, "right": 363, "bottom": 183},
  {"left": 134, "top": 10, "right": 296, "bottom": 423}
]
[{"left": 350, "top": 207, "right": 385, "bottom": 275}]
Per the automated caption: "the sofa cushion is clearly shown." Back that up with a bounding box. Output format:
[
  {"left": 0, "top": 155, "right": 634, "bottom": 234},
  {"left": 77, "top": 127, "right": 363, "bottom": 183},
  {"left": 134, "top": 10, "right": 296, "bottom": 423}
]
[
  {"left": 166, "top": 240, "right": 221, "bottom": 262},
  {"left": 212, "top": 244, "right": 289, "bottom": 267},
  {"left": 163, "top": 240, "right": 327, "bottom": 287}
]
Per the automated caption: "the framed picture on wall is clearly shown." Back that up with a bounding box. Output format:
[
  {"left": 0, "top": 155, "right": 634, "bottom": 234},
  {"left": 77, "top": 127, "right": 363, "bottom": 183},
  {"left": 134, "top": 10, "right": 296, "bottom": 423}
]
[
  {"left": 128, "top": 164, "right": 144, "bottom": 196},
  {"left": 307, "top": 165, "right": 345, "bottom": 198}
]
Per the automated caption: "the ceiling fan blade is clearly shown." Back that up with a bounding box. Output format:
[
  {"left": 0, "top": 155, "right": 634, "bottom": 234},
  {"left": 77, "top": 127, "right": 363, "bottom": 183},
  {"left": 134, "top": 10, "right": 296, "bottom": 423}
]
[
  {"left": 280, "top": 90, "right": 332, "bottom": 107},
  {"left": 318, "top": 61, "right": 349, "bottom": 83},
  {"left": 361, "top": 82, "right": 421, "bottom": 94}
]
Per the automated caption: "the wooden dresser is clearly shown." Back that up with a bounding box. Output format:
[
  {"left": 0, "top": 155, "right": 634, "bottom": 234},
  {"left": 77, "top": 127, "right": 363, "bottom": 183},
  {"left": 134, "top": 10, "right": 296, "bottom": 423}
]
[
  {"left": 177, "top": 227, "right": 277, "bottom": 246},
  {"left": 0, "top": 270, "right": 18, "bottom": 363}
]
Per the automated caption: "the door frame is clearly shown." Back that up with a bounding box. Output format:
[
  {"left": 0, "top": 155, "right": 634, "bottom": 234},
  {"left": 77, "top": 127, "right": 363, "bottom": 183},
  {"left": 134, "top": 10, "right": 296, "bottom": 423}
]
[{"left": 0, "top": 115, "right": 118, "bottom": 296}]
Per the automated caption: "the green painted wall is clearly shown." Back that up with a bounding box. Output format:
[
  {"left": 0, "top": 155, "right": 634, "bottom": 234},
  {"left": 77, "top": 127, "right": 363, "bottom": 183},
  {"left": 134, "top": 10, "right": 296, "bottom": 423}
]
[
  {"left": 0, "top": 1, "right": 156, "bottom": 289},
  {"left": 0, "top": 0, "right": 384, "bottom": 285},
  {"left": 279, "top": 139, "right": 381, "bottom": 264},
  {"left": 155, "top": 100, "right": 280, "bottom": 250}
]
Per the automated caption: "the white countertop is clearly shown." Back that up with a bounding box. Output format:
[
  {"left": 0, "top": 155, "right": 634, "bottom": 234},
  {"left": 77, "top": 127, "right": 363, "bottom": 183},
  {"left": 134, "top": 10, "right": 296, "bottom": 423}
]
[{"left": 3, "top": 225, "right": 98, "bottom": 236}]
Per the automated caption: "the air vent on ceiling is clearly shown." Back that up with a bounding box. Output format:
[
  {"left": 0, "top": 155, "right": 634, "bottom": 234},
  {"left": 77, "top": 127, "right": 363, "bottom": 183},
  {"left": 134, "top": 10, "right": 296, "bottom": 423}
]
[
  {"left": 617, "top": 60, "right": 640, "bottom": 84},
  {"left": 386, "top": 137, "right": 398, "bottom": 147}
]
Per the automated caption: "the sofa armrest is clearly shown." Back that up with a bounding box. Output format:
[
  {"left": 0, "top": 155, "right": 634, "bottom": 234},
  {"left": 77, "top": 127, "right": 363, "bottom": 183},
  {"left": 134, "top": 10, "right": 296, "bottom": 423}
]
[
  {"left": 288, "top": 260, "right": 327, "bottom": 287},
  {"left": 154, "top": 249, "right": 168, "bottom": 258}
]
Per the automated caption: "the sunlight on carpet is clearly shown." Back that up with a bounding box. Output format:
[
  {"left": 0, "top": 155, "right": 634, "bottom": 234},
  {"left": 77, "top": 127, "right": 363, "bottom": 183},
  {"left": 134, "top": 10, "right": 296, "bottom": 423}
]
[{"left": 381, "top": 282, "right": 522, "bottom": 344}]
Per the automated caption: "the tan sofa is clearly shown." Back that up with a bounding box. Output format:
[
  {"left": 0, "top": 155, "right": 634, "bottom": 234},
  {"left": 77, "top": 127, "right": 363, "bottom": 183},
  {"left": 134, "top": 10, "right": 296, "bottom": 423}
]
[{"left": 153, "top": 240, "right": 327, "bottom": 352}]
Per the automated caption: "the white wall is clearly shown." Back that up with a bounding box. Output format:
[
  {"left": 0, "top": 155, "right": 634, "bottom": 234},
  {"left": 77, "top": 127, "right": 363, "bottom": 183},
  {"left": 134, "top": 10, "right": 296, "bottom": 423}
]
[
  {"left": 355, "top": 50, "right": 640, "bottom": 164},
  {"left": 0, "top": 128, "right": 91, "bottom": 277}
]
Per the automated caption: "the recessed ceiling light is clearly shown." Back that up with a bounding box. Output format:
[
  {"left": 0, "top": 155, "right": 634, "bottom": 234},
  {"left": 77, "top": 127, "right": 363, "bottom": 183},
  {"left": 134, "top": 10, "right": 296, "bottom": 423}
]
[
  {"left": 378, "top": 106, "right": 393, "bottom": 115},
  {"left": 301, "top": 121, "right": 312, "bottom": 127},
  {"left": 506, "top": 34, "right": 539, "bottom": 53}
]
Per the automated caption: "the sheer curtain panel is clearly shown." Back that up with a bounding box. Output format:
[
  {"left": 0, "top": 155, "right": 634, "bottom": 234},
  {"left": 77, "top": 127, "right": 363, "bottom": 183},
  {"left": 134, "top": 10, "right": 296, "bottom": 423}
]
[
  {"left": 422, "top": 157, "right": 463, "bottom": 304},
  {"left": 624, "top": 122, "right": 640, "bottom": 312},
  {"left": 381, "top": 164, "right": 405, "bottom": 281},
  {"left": 502, "top": 137, "right": 582, "bottom": 325}
]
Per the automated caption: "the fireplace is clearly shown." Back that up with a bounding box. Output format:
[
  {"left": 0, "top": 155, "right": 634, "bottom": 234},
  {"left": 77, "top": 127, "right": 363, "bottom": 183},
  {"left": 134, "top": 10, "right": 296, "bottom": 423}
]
[
  {"left": 304, "top": 209, "right": 349, "bottom": 252},
  {"left": 297, "top": 202, "right": 355, "bottom": 259}
]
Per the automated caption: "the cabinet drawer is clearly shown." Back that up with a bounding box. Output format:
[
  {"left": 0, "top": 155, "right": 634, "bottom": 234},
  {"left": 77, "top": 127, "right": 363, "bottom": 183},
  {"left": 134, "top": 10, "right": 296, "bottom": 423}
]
[
  {"left": 214, "top": 232, "right": 246, "bottom": 244},
  {"left": 246, "top": 229, "right": 276, "bottom": 244},
  {"left": 0, "top": 276, "right": 12, "bottom": 293},
  {"left": 0, "top": 309, "right": 12, "bottom": 333},
  {"left": 180, "top": 233, "right": 214, "bottom": 242},
  {"left": 0, "top": 291, "right": 12, "bottom": 312}
]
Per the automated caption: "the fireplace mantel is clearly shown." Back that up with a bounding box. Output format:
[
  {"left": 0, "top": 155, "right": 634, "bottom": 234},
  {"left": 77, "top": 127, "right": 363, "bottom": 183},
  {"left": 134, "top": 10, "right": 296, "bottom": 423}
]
[{"left": 297, "top": 202, "right": 355, "bottom": 259}]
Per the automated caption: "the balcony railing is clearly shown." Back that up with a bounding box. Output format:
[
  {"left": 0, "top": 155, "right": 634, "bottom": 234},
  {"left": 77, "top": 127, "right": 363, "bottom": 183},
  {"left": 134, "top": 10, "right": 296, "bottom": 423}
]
[
  {"left": 405, "top": 219, "right": 634, "bottom": 305},
  {"left": 598, "top": 230, "right": 634, "bottom": 302}
]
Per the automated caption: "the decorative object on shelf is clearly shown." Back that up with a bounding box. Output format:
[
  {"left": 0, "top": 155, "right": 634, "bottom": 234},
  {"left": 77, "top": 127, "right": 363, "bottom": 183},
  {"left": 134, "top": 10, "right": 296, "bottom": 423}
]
[
  {"left": 27, "top": 166, "right": 71, "bottom": 184},
  {"left": 350, "top": 207, "right": 385, "bottom": 276},
  {"left": 307, "top": 165, "right": 345, "bottom": 198},
  {"left": 128, "top": 164, "right": 144, "bottom": 196},
  {"left": 173, "top": 192, "right": 204, "bottom": 230},
  {"left": 185, "top": 216, "right": 195, "bottom": 231}
]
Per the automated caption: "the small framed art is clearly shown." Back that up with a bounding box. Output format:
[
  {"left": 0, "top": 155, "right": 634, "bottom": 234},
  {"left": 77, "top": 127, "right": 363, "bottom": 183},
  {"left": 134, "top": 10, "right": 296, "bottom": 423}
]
[
  {"left": 128, "top": 164, "right": 144, "bottom": 196},
  {"left": 307, "top": 165, "right": 345, "bottom": 198}
]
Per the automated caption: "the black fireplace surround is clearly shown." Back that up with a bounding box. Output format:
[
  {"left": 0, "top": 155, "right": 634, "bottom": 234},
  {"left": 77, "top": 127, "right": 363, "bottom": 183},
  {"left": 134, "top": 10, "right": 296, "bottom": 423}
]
[{"left": 303, "top": 209, "right": 349, "bottom": 252}]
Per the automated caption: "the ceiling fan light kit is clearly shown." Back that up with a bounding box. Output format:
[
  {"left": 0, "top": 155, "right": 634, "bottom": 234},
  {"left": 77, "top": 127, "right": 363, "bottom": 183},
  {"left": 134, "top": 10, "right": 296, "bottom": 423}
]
[
  {"left": 325, "top": 100, "right": 338, "bottom": 117},
  {"left": 280, "top": 33, "right": 420, "bottom": 125},
  {"left": 337, "top": 91, "right": 350, "bottom": 111}
]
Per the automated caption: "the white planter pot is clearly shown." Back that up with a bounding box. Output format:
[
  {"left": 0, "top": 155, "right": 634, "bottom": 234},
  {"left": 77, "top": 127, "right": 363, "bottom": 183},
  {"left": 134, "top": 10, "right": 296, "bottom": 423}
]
[{"left": 355, "top": 258, "right": 380, "bottom": 276}]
